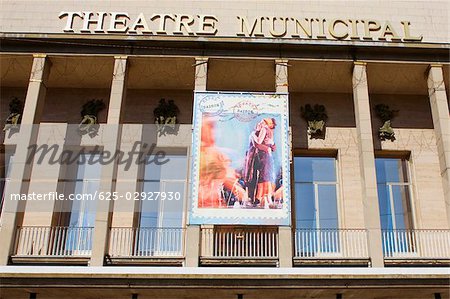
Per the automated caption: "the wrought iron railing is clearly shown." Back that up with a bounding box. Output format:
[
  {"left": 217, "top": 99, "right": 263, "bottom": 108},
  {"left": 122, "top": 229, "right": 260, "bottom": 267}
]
[
  {"left": 382, "top": 229, "right": 450, "bottom": 259},
  {"left": 294, "top": 228, "right": 369, "bottom": 259},
  {"left": 201, "top": 226, "right": 278, "bottom": 258},
  {"left": 15, "top": 226, "right": 93, "bottom": 256},
  {"left": 108, "top": 227, "right": 185, "bottom": 257}
]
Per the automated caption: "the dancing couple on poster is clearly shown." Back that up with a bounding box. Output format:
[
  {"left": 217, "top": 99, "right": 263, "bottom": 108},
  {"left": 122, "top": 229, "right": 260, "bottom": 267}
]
[{"left": 244, "top": 117, "right": 278, "bottom": 208}]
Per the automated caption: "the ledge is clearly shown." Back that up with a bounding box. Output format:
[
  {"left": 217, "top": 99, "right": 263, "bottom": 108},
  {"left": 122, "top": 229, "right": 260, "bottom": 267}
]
[
  {"left": 10, "top": 255, "right": 90, "bottom": 266},
  {"left": 105, "top": 257, "right": 184, "bottom": 266},
  {"left": 1, "top": 35, "right": 449, "bottom": 63},
  {"left": 293, "top": 258, "right": 370, "bottom": 267},
  {"left": 200, "top": 257, "right": 278, "bottom": 267},
  {"left": 384, "top": 258, "right": 450, "bottom": 267}
]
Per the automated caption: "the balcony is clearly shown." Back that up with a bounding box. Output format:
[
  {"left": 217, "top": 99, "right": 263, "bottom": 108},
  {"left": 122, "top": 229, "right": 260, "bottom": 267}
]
[
  {"left": 12, "top": 226, "right": 93, "bottom": 265},
  {"left": 107, "top": 227, "right": 185, "bottom": 266},
  {"left": 200, "top": 226, "right": 279, "bottom": 266},
  {"left": 294, "top": 229, "right": 370, "bottom": 266},
  {"left": 382, "top": 229, "right": 450, "bottom": 266}
]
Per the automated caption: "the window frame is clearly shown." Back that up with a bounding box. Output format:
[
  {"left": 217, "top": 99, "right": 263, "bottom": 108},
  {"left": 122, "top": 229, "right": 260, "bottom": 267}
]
[
  {"left": 0, "top": 145, "right": 15, "bottom": 222},
  {"left": 292, "top": 150, "right": 341, "bottom": 231},
  {"left": 53, "top": 148, "right": 103, "bottom": 228},
  {"left": 374, "top": 153, "right": 416, "bottom": 231},
  {"left": 136, "top": 147, "right": 189, "bottom": 230}
]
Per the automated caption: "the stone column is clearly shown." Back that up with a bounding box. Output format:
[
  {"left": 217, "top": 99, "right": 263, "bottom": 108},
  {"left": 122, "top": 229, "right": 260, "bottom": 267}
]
[
  {"left": 275, "top": 59, "right": 293, "bottom": 267},
  {"left": 0, "top": 54, "right": 50, "bottom": 265},
  {"left": 194, "top": 57, "right": 208, "bottom": 91},
  {"left": 352, "top": 62, "right": 384, "bottom": 267},
  {"left": 90, "top": 56, "right": 128, "bottom": 266},
  {"left": 275, "top": 59, "right": 289, "bottom": 93},
  {"left": 427, "top": 64, "right": 450, "bottom": 227},
  {"left": 185, "top": 57, "right": 208, "bottom": 267},
  {"left": 109, "top": 124, "right": 142, "bottom": 256}
]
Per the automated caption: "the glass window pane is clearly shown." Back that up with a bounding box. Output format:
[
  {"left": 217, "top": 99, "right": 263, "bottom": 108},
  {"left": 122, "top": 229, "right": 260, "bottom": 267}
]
[
  {"left": 76, "top": 154, "right": 102, "bottom": 180},
  {"left": 377, "top": 184, "right": 392, "bottom": 230},
  {"left": 375, "top": 157, "right": 413, "bottom": 233},
  {"left": 392, "top": 185, "right": 412, "bottom": 230},
  {"left": 139, "top": 205, "right": 159, "bottom": 228},
  {"left": 294, "top": 157, "right": 336, "bottom": 182},
  {"left": 295, "top": 182, "right": 316, "bottom": 229},
  {"left": 140, "top": 151, "right": 187, "bottom": 228},
  {"left": 375, "top": 158, "right": 408, "bottom": 183},
  {"left": 68, "top": 154, "right": 101, "bottom": 228},
  {"left": 144, "top": 153, "right": 188, "bottom": 181},
  {"left": 160, "top": 181, "right": 185, "bottom": 228},
  {"left": 318, "top": 184, "right": 338, "bottom": 229}
]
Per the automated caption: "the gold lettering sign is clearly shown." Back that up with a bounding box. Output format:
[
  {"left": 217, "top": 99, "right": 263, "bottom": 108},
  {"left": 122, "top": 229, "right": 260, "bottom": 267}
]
[{"left": 58, "top": 12, "right": 423, "bottom": 42}]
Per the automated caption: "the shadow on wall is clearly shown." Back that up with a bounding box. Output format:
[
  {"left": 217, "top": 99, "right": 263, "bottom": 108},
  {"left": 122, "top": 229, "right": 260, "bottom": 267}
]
[
  {"left": 0, "top": 87, "right": 28, "bottom": 144},
  {"left": 290, "top": 92, "right": 355, "bottom": 148},
  {"left": 41, "top": 88, "right": 111, "bottom": 124},
  {"left": 123, "top": 89, "right": 194, "bottom": 124}
]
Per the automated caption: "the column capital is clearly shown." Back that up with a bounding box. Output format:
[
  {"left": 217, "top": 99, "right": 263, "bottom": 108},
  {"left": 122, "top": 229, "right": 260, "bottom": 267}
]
[
  {"left": 275, "top": 59, "right": 289, "bottom": 64},
  {"left": 354, "top": 61, "right": 367, "bottom": 66},
  {"left": 429, "top": 63, "right": 443, "bottom": 68},
  {"left": 32, "top": 53, "right": 47, "bottom": 58},
  {"left": 114, "top": 55, "right": 128, "bottom": 60},
  {"left": 427, "top": 64, "right": 444, "bottom": 75},
  {"left": 195, "top": 57, "right": 209, "bottom": 62}
]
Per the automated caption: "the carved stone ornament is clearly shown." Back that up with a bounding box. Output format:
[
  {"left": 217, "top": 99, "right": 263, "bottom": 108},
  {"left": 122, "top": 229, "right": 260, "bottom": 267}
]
[
  {"left": 300, "top": 104, "right": 328, "bottom": 139},
  {"left": 3, "top": 97, "right": 23, "bottom": 132},
  {"left": 78, "top": 99, "right": 105, "bottom": 137}
]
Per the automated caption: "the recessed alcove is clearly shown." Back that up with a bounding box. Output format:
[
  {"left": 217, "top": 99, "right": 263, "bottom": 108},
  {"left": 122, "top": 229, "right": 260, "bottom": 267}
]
[{"left": 123, "top": 57, "right": 195, "bottom": 124}]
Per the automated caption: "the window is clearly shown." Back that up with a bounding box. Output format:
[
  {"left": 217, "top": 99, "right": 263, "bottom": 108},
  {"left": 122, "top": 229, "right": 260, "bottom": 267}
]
[
  {"left": 294, "top": 156, "right": 339, "bottom": 230},
  {"left": 0, "top": 151, "right": 14, "bottom": 217},
  {"left": 376, "top": 157, "right": 415, "bottom": 256},
  {"left": 375, "top": 158, "right": 413, "bottom": 231},
  {"left": 0, "top": 149, "right": 14, "bottom": 221},
  {"left": 294, "top": 156, "right": 339, "bottom": 256},
  {"left": 136, "top": 150, "right": 187, "bottom": 255},
  {"left": 54, "top": 152, "right": 102, "bottom": 254},
  {"left": 64, "top": 153, "right": 101, "bottom": 228}
]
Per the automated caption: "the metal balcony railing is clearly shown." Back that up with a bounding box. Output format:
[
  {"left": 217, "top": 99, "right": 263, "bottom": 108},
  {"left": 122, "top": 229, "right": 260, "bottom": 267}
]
[
  {"left": 201, "top": 226, "right": 279, "bottom": 258},
  {"left": 14, "top": 226, "right": 93, "bottom": 257},
  {"left": 108, "top": 227, "right": 185, "bottom": 257},
  {"left": 294, "top": 229, "right": 369, "bottom": 259},
  {"left": 382, "top": 229, "right": 450, "bottom": 259}
]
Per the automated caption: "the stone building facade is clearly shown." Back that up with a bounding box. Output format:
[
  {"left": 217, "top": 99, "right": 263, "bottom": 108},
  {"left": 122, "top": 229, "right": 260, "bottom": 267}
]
[{"left": 0, "top": 1, "right": 449, "bottom": 299}]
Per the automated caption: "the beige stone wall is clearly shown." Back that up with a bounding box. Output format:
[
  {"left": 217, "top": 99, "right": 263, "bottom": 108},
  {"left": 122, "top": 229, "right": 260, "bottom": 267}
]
[
  {"left": 0, "top": 1, "right": 448, "bottom": 44},
  {"left": 41, "top": 88, "right": 111, "bottom": 124},
  {"left": 370, "top": 94, "right": 448, "bottom": 229},
  {"left": 123, "top": 89, "right": 193, "bottom": 124},
  {"left": 207, "top": 59, "right": 275, "bottom": 92},
  {"left": 290, "top": 92, "right": 365, "bottom": 228}
]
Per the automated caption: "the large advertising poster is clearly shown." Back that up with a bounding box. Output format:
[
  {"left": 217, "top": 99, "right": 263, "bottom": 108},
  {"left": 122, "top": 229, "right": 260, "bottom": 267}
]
[{"left": 189, "top": 92, "right": 290, "bottom": 225}]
